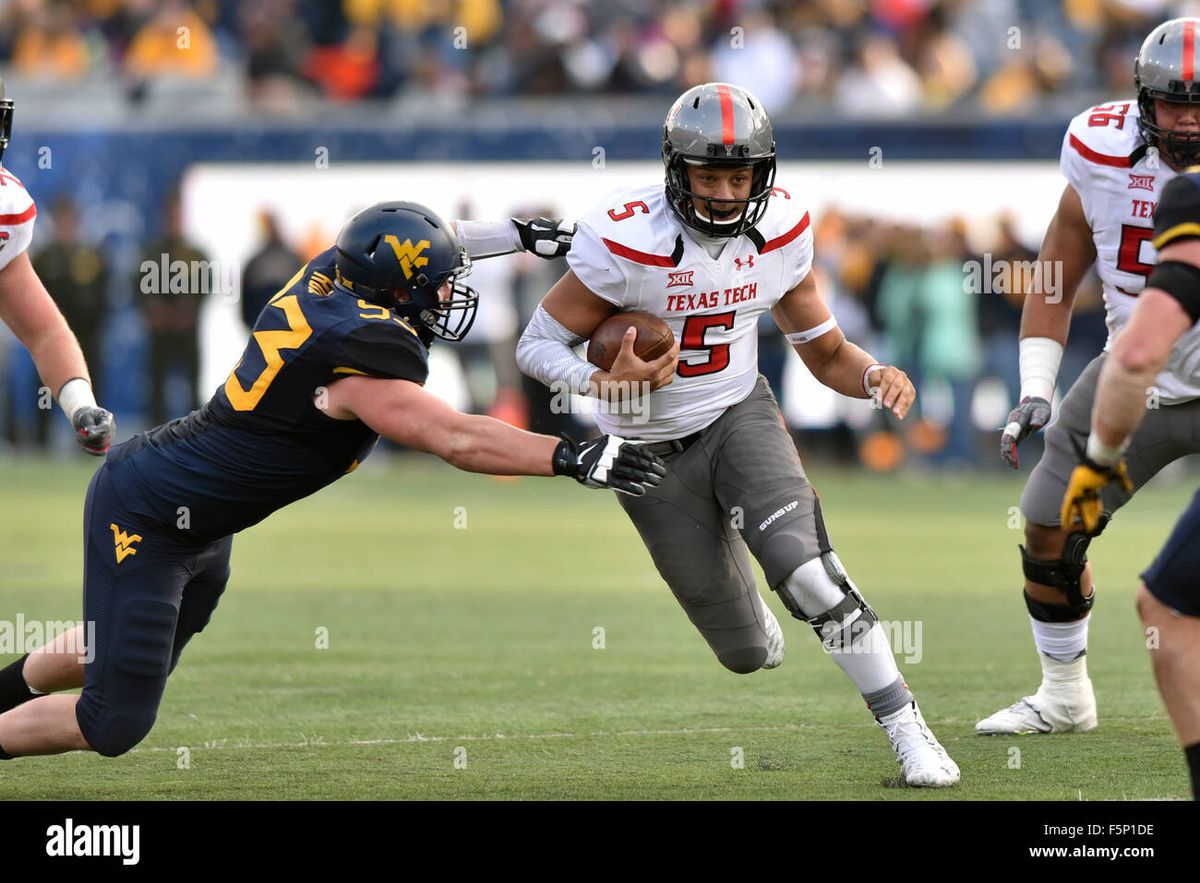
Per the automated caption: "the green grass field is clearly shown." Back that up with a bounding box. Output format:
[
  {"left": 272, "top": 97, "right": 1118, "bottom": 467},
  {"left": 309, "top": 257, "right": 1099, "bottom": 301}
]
[{"left": 0, "top": 453, "right": 1192, "bottom": 800}]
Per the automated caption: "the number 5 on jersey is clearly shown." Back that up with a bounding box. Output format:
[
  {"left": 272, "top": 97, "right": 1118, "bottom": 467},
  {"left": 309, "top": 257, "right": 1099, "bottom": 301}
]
[{"left": 677, "top": 311, "right": 735, "bottom": 377}]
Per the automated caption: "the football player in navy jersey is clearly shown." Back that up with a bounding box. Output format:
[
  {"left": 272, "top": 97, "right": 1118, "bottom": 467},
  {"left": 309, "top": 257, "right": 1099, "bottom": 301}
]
[
  {"left": 1061, "top": 170, "right": 1200, "bottom": 798},
  {"left": 0, "top": 202, "right": 663, "bottom": 760}
]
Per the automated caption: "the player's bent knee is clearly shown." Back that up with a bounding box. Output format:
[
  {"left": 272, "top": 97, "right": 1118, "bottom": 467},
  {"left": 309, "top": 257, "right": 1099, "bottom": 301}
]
[
  {"left": 1020, "top": 531, "right": 1095, "bottom": 620},
  {"left": 1135, "top": 581, "right": 1169, "bottom": 626},
  {"left": 717, "top": 645, "right": 768, "bottom": 674},
  {"left": 81, "top": 711, "right": 158, "bottom": 758},
  {"left": 774, "top": 553, "right": 878, "bottom": 649},
  {"left": 1022, "top": 521, "right": 1067, "bottom": 559}
]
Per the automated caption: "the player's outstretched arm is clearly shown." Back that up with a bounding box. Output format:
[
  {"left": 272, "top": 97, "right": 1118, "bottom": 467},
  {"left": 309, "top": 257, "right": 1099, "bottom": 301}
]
[
  {"left": 321, "top": 374, "right": 666, "bottom": 494},
  {"left": 772, "top": 269, "right": 915, "bottom": 418},
  {"left": 452, "top": 218, "right": 574, "bottom": 260},
  {"left": 1001, "top": 184, "right": 1096, "bottom": 467},
  {"left": 0, "top": 252, "right": 114, "bottom": 454}
]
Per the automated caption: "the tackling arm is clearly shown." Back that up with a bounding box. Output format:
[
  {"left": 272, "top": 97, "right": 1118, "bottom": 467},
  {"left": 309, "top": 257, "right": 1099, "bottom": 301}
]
[
  {"left": 772, "top": 269, "right": 915, "bottom": 418},
  {"left": 452, "top": 218, "right": 574, "bottom": 260},
  {"left": 320, "top": 374, "right": 666, "bottom": 494}
]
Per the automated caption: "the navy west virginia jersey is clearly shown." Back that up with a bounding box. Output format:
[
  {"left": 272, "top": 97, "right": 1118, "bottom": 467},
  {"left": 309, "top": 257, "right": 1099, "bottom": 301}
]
[
  {"left": 1152, "top": 168, "right": 1200, "bottom": 252},
  {"left": 105, "top": 247, "right": 427, "bottom": 543}
]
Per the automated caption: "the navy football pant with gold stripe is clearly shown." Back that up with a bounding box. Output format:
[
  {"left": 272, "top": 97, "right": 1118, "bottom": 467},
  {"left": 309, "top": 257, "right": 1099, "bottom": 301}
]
[{"left": 75, "top": 464, "right": 232, "bottom": 757}]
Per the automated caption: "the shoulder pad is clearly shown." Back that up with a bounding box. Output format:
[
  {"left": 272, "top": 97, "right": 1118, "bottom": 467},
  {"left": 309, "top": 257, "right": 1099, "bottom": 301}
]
[
  {"left": 1062, "top": 100, "right": 1146, "bottom": 170},
  {"left": 577, "top": 184, "right": 683, "bottom": 267},
  {"left": 748, "top": 185, "right": 812, "bottom": 255}
]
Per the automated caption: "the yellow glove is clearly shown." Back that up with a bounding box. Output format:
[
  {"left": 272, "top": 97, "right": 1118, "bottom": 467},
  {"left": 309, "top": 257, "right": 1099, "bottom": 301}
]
[{"left": 1061, "top": 458, "right": 1133, "bottom": 536}]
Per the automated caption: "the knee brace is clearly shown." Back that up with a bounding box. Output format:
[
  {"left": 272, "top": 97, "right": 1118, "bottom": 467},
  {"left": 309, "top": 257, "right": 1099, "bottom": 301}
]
[
  {"left": 774, "top": 552, "right": 878, "bottom": 651},
  {"left": 1020, "top": 531, "right": 1095, "bottom": 620}
]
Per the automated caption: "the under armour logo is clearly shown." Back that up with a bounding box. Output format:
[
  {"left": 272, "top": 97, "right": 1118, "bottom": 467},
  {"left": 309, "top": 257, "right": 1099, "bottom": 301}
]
[
  {"left": 110, "top": 523, "right": 143, "bottom": 564},
  {"left": 734, "top": 255, "right": 755, "bottom": 270}
]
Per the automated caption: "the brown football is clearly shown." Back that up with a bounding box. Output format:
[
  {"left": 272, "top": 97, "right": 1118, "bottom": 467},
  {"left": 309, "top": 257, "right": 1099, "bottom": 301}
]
[{"left": 586, "top": 310, "right": 674, "bottom": 372}]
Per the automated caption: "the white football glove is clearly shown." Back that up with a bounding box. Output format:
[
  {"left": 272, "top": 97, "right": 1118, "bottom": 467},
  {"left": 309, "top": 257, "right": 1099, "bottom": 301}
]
[
  {"left": 552, "top": 434, "right": 666, "bottom": 495},
  {"left": 512, "top": 217, "right": 575, "bottom": 259}
]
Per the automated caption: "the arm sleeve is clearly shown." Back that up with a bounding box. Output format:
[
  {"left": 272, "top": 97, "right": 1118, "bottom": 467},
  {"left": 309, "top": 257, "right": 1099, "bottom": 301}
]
[
  {"left": 516, "top": 304, "right": 598, "bottom": 394},
  {"left": 565, "top": 221, "right": 628, "bottom": 307},
  {"left": 336, "top": 321, "right": 429, "bottom": 384}
]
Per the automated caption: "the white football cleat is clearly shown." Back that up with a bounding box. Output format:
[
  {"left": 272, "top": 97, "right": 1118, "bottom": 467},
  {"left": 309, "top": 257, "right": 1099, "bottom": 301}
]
[
  {"left": 975, "top": 677, "right": 1098, "bottom": 735},
  {"left": 877, "top": 702, "right": 961, "bottom": 787},
  {"left": 758, "top": 593, "right": 785, "bottom": 669}
]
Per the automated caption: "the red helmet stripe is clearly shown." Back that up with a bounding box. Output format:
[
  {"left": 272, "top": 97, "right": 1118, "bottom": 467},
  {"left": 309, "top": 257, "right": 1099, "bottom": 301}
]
[
  {"left": 716, "top": 84, "right": 735, "bottom": 145},
  {"left": 1186, "top": 20, "right": 1196, "bottom": 81}
]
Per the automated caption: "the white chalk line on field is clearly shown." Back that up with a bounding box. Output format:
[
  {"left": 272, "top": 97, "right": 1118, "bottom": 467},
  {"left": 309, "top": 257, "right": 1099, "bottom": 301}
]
[{"left": 129, "top": 723, "right": 811, "bottom": 754}]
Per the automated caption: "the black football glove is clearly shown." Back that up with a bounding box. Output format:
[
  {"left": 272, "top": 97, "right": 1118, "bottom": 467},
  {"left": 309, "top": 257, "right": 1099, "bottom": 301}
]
[
  {"left": 512, "top": 217, "right": 574, "bottom": 259},
  {"left": 1000, "top": 396, "right": 1051, "bottom": 469},
  {"left": 552, "top": 434, "right": 666, "bottom": 496},
  {"left": 72, "top": 406, "right": 115, "bottom": 457}
]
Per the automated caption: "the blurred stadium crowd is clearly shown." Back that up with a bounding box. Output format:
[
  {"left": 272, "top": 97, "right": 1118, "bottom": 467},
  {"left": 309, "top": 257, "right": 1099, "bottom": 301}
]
[
  {"left": 0, "top": 0, "right": 1171, "bottom": 468},
  {"left": 0, "top": 0, "right": 1189, "bottom": 114},
  {"left": 0, "top": 189, "right": 1108, "bottom": 471}
]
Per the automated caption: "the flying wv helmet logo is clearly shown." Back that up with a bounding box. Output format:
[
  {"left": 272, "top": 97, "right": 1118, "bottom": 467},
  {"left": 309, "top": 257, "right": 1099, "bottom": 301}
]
[
  {"left": 384, "top": 235, "right": 431, "bottom": 280},
  {"left": 110, "top": 524, "right": 142, "bottom": 564}
]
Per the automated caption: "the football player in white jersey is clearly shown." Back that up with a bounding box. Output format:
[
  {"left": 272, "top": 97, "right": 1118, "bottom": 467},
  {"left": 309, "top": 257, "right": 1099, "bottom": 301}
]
[
  {"left": 517, "top": 82, "right": 960, "bottom": 787},
  {"left": 979, "top": 18, "right": 1200, "bottom": 736},
  {"left": 0, "top": 80, "right": 114, "bottom": 454}
]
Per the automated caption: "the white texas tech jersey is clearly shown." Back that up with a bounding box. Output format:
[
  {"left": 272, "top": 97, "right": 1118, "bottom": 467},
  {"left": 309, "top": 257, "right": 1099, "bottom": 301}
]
[
  {"left": 569, "top": 182, "right": 812, "bottom": 440},
  {"left": 1061, "top": 99, "right": 1200, "bottom": 402},
  {"left": 0, "top": 166, "right": 35, "bottom": 275}
]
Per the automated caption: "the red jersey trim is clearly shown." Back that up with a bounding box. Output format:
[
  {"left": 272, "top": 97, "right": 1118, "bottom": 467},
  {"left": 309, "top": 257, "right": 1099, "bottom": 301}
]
[
  {"left": 602, "top": 235, "right": 682, "bottom": 267},
  {"left": 0, "top": 203, "right": 36, "bottom": 226},
  {"left": 1068, "top": 133, "right": 1133, "bottom": 168},
  {"left": 758, "top": 212, "right": 811, "bottom": 254}
]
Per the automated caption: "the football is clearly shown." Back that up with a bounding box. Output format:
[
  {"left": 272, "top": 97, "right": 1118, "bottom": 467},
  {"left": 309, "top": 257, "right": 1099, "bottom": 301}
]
[{"left": 586, "top": 310, "right": 674, "bottom": 372}]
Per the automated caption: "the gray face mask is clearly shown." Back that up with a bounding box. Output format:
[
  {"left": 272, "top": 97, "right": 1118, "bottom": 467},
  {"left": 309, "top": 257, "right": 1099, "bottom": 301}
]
[{"left": 661, "top": 82, "right": 777, "bottom": 239}]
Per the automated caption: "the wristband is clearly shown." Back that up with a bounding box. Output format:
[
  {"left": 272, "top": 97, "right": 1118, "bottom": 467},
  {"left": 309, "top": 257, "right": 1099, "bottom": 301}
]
[
  {"left": 1019, "top": 337, "right": 1063, "bottom": 403},
  {"left": 1085, "top": 432, "right": 1127, "bottom": 468},
  {"left": 861, "top": 363, "right": 885, "bottom": 397},
  {"left": 57, "top": 377, "right": 96, "bottom": 422}
]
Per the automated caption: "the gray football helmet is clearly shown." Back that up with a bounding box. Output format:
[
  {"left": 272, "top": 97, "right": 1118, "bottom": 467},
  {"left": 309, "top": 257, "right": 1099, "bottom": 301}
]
[
  {"left": 662, "top": 82, "right": 776, "bottom": 238},
  {"left": 0, "top": 81, "right": 13, "bottom": 165},
  {"left": 1136, "top": 18, "right": 1200, "bottom": 168}
]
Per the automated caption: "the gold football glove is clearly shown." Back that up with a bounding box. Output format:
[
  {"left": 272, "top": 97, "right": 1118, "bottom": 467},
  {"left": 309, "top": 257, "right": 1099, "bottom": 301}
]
[{"left": 1061, "top": 457, "right": 1132, "bottom": 537}]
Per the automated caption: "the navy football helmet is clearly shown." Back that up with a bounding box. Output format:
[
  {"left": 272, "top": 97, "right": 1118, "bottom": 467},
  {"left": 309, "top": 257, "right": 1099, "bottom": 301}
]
[
  {"left": 334, "top": 201, "right": 478, "bottom": 342},
  {"left": 0, "top": 80, "right": 14, "bottom": 165}
]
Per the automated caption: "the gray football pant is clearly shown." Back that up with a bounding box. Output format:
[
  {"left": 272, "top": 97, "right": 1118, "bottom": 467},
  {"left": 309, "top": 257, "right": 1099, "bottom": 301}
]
[
  {"left": 1021, "top": 354, "right": 1200, "bottom": 528},
  {"left": 618, "top": 377, "right": 830, "bottom": 673}
]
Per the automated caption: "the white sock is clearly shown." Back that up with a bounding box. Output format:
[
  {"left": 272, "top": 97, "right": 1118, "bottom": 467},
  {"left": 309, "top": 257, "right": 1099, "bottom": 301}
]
[
  {"left": 1030, "top": 614, "right": 1089, "bottom": 664},
  {"left": 828, "top": 622, "right": 903, "bottom": 694}
]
